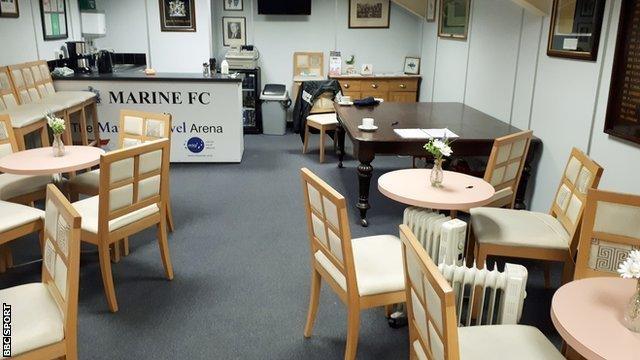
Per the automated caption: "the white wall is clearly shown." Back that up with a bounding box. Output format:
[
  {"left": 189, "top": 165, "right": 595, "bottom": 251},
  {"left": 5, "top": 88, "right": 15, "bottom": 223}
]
[
  {"left": 0, "top": 0, "right": 82, "bottom": 65},
  {"left": 93, "top": 0, "right": 148, "bottom": 53},
  {"left": 419, "top": 0, "right": 640, "bottom": 211},
  {"left": 212, "top": 0, "right": 422, "bottom": 90}
]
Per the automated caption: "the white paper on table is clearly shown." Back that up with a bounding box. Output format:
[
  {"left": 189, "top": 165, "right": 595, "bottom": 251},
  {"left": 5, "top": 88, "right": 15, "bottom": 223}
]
[
  {"left": 394, "top": 129, "right": 430, "bottom": 139},
  {"left": 423, "top": 128, "right": 459, "bottom": 139}
]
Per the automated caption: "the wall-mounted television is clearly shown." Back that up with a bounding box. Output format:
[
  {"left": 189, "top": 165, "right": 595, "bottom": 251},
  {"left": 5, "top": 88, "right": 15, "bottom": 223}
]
[{"left": 257, "top": 0, "right": 311, "bottom": 15}]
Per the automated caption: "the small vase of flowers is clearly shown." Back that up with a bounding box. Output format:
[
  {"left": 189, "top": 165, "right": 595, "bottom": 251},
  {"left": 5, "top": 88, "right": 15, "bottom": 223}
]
[
  {"left": 423, "top": 138, "right": 452, "bottom": 187},
  {"left": 619, "top": 249, "right": 640, "bottom": 332},
  {"left": 47, "top": 114, "right": 66, "bottom": 157}
]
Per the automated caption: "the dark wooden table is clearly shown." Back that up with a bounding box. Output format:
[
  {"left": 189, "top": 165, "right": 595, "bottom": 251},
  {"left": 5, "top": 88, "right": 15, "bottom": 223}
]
[{"left": 333, "top": 102, "right": 542, "bottom": 226}]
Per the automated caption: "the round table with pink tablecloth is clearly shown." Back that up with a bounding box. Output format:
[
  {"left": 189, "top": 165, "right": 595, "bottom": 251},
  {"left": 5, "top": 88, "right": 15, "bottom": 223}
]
[{"left": 0, "top": 146, "right": 104, "bottom": 176}]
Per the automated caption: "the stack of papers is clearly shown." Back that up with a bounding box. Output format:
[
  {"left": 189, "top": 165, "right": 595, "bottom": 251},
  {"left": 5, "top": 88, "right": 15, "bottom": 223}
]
[{"left": 394, "top": 128, "right": 459, "bottom": 139}]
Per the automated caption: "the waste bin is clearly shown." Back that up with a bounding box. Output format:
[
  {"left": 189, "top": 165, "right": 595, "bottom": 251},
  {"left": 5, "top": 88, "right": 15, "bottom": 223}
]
[{"left": 260, "top": 84, "right": 290, "bottom": 135}]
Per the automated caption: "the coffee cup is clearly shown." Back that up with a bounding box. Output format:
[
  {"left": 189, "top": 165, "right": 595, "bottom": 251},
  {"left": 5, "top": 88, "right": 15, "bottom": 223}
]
[{"left": 362, "top": 118, "right": 375, "bottom": 127}]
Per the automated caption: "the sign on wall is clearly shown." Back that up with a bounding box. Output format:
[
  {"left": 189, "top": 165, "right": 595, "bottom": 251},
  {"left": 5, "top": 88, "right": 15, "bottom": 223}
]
[{"left": 54, "top": 80, "right": 244, "bottom": 162}]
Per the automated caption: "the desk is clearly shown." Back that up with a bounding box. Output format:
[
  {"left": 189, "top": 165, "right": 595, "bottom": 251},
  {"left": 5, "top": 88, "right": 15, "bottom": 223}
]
[
  {"left": 551, "top": 278, "right": 640, "bottom": 360},
  {"left": 334, "top": 102, "right": 541, "bottom": 226}
]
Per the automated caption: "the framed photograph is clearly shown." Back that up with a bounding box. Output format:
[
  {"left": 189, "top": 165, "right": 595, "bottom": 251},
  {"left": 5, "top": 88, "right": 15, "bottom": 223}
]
[
  {"left": 426, "top": 0, "right": 436, "bottom": 22},
  {"left": 404, "top": 57, "right": 420, "bottom": 75},
  {"left": 222, "top": 16, "right": 246, "bottom": 47},
  {"left": 360, "top": 64, "right": 373, "bottom": 75},
  {"left": 438, "top": 0, "right": 470, "bottom": 40},
  {"left": 0, "top": 0, "right": 20, "bottom": 18},
  {"left": 39, "top": 0, "right": 67, "bottom": 40},
  {"left": 348, "top": 0, "right": 390, "bottom": 29},
  {"left": 547, "top": 0, "right": 605, "bottom": 61},
  {"left": 223, "top": 0, "right": 242, "bottom": 11},
  {"left": 159, "top": 0, "right": 196, "bottom": 32}
]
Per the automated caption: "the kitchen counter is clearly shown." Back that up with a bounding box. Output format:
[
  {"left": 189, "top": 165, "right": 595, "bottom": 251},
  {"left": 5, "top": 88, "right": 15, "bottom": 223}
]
[{"left": 53, "top": 65, "right": 242, "bottom": 83}]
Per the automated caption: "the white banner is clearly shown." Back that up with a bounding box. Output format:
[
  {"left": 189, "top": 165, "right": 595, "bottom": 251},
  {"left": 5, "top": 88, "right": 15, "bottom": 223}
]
[{"left": 54, "top": 79, "right": 244, "bottom": 162}]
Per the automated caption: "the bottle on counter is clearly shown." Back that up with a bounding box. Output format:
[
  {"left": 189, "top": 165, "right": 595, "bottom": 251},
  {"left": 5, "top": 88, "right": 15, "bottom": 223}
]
[
  {"left": 203, "top": 62, "right": 210, "bottom": 77},
  {"left": 221, "top": 59, "right": 229, "bottom": 75}
]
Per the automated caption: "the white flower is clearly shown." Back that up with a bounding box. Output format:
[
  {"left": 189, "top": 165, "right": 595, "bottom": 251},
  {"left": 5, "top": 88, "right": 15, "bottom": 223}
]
[
  {"left": 433, "top": 139, "right": 452, "bottom": 157},
  {"left": 618, "top": 251, "right": 640, "bottom": 279}
]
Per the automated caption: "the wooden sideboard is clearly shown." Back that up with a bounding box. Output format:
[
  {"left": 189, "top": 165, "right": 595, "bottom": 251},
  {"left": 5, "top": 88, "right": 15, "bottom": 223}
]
[{"left": 330, "top": 74, "right": 421, "bottom": 103}]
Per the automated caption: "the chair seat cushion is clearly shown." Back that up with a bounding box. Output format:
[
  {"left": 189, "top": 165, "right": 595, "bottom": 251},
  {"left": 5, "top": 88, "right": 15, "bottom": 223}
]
[
  {"left": 67, "top": 169, "right": 99, "bottom": 192},
  {"left": 307, "top": 113, "right": 338, "bottom": 126},
  {"left": 470, "top": 207, "right": 570, "bottom": 250},
  {"left": 458, "top": 325, "right": 564, "bottom": 359},
  {"left": 0, "top": 104, "right": 53, "bottom": 128},
  {"left": 0, "top": 283, "right": 64, "bottom": 356},
  {"left": 42, "top": 91, "right": 95, "bottom": 108},
  {"left": 314, "top": 234, "right": 405, "bottom": 297},
  {"left": 0, "top": 173, "right": 51, "bottom": 201},
  {"left": 72, "top": 195, "right": 159, "bottom": 234},
  {"left": 0, "top": 200, "right": 44, "bottom": 233}
]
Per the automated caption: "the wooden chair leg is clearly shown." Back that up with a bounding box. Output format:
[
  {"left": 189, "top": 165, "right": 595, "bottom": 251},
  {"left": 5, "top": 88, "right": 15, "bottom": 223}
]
[
  {"left": 39, "top": 123, "right": 50, "bottom": 147},
  {"left": 4, "top": 246, "right": 13, "bottom": 269},
  {"left": 384, "top": 304, "right": 394, "bottom": 318},
  {"left": 302, "top": 124, "right": 310, "bottom": 154},
  {"left": 543, "top": 262, "right": 552, "bottom": 289},
  {"left": 303, "top": 270, "right": 321, "bottom": 338},
  {"left": 122, "top": 237, "right": 130, "bottom": 257},
  {"left": 111, "top": 242, "right": 121, "bottom": 263},
  {"left": 166, "top": 195, "right": 175, "bottom": 233},
  {"left": 157, "top": 216, "right": 174, "bottom": 280},
  {"left": 79, "top": 107, "right": 88, "bottom": 145},
  {"left": 98, "top": 243, "right": 119, "bottom": 312},
  {"left": 345, "top": 303, "right": 360, "bottom": 360},
  {"left": 13, "top": 128, "right": 26, "bottom": 151},
  {"left": 561, "top": 257, "right": 575, "bottom": 285},
  {"left": 91, "top": 101, "right": 100, "bottom": 146},
  {"left": 63, "top": 112, "right": 73, "bottom": 145},
  {"left": 0, "top": 245, "right": 7, "bottom": 273},
  {"left": 319, "top": 127, "right": 326, "bottom": 163}
]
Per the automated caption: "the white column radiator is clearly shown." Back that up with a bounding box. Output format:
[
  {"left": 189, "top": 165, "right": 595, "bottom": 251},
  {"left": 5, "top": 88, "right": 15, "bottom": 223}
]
[{"left": 402, "top": 207, "right": 528, "bottom": 326}]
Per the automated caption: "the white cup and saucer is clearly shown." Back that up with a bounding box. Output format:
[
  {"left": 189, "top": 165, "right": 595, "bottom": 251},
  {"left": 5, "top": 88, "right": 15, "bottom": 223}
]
[
  {"left": 338, "top": 95, "right": 353, "bottom": 106},
  {"left": 358, "top": 118, "right": 378, "bottom": 132}
]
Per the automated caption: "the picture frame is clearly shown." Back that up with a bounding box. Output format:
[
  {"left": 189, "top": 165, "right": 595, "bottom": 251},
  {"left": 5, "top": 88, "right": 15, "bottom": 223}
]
[
  {"left": 360, "top": 64, "right": 373, "bottom": 75},
  {"left": 348, "top": 0, "right": 390, "bottom": 29},
  {"left": 547, "top": 0, "right": 606, "bottom": 61},
  {"left": 39, "top": 0, "right": 67, "bottom": 40},
  {"left": 404, "top": 57, "right": 420, "bottom": 75},
  {"left": 222, "top": 16, "right": 246, "bottom": 47},
  {"left": 223, "top": 0, "right": 242, "bottom": 11},
  {"left": 0, "top": 0, "right": 20, "bottom": 18},
  {"left": 438, "top": 0, "right": 470, "bottom": 40},
  {"left": 426, "top": 0, "right": 436, "bottom": 22},
  {"left": 159, "top": 0, "right": 196, "bottom": 32}
]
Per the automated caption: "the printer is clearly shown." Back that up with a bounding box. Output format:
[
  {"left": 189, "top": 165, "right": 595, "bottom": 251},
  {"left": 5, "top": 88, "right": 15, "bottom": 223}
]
[{"left": 225, "top": 45, "right": 260, "bottom": 70}]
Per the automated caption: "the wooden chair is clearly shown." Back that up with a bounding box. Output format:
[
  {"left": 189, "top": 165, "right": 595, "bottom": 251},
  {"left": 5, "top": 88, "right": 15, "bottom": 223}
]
[
  {"left": 0, "top": 66, "right": 50, "bottom": 150},
  {"left": 482, "top": 130, "right": 533, "bottom": 209},
  {"left": 71, "top": 139, "right": 174, "bottom": 312},
  {"left": 574, "top": 189, "right": 640, "bottom": 280},
  {"left": 68, "top": 110, "right": 176, "bottom": 257},
  {"left": 300, "top": 168, "right": 405, "bottom": 360},
  {"left": 400, "top": 224, "right": 564, "bottom": 360},
  {"left": 302, "top": 112, "right": 338, "bottom": 163},
  {"left": 0, "top": 198, "right": 43, "bottom": 273},
  {"left": 0, "top": 184, "right": 81, "bottom": 359},
  {"left": 468, "top": 148, "right": 604, "bottom": 287}
]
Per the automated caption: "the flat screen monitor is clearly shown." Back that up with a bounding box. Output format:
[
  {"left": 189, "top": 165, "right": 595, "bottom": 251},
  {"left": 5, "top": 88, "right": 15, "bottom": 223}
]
[{"left": 257, "top": 0, "right": 311, "bottom": 15}]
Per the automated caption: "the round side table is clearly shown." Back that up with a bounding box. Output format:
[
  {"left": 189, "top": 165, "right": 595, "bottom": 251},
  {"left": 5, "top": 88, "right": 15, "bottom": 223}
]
[
  {"left": 551, "top": 277, "right": 640, "bottom": 360},
  {"left": 0, "top": 146, "right": 105, "bottom": 176}
]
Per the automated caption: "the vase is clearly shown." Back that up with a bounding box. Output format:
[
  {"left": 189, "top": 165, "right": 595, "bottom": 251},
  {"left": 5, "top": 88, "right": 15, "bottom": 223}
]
[
  {"left": 430, "top": 158, "right": 444, "bottom": 187},
  {"left": 52, "top": 133, "right": 65, "bottom": 157},
  {"left": 623, "top": 278, "right": 640, "bottom": 332}
]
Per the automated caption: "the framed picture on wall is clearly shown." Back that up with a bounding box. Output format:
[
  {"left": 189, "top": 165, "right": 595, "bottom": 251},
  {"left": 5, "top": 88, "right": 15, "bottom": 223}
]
[
  {"left": 0, "top": 0, "right": 20, "bottom": 18},
  {"left": 426, "top": 0, "right": 436, "bottom": 22},
  {"left": 223, "top": 0, "right": 242, "bottom": 11},
  {"left": 39, "top": 0, "right": 67, "bottom": 40},
  {"left": 547, "top": 0, "right": 605, "bottom": 61},
  {"left": 404, "top": 57, "right": 420, "bottom": 75},
  {"left": 159, "top": 0, "right": 196, "bottom": 32},
  {"left": 438, "top": 0, "right": 470, "bottom": 40},
  {"left": 348, "top": 0, "right": 390, "bottom": 29},
  {"left": 222, "top": 16, "right": 246, "bottom": 47}
]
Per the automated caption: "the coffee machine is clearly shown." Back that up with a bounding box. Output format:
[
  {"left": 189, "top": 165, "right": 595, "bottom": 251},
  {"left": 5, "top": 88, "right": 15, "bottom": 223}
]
[{"left": 66, "top": 41, "right": 92, "bottom": 74}]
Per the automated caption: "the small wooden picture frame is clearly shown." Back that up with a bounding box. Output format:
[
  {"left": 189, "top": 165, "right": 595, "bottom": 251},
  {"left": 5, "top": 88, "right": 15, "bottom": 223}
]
[
  {"left": 159, "top": 0, "right": 197, "bottom": 32},
  {"left": 0, "top": 0, "right": 20, "bottom": 18},
  {"left": 223, "top": 0, "right": 243, "bottom": 11},
  {"left": 348, "top": 0, "right": 390, "bottom": 29},
  {"left": 404, "top": 57, "right": 420, "bottom": 75},
  {"left": 222, "top": 16, "right": 246, "bottom": 47}
]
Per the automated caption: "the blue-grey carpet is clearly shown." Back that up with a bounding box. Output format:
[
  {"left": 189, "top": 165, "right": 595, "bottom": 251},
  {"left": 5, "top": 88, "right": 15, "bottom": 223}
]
[{"left": 1, "top": 133, "right": 562, "bottom": 359}]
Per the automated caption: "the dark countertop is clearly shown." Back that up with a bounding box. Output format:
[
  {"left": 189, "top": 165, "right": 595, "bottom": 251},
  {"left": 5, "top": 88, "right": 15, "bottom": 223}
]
[{"left": 52, "top": 66, "right": 242, "bottom": 82}]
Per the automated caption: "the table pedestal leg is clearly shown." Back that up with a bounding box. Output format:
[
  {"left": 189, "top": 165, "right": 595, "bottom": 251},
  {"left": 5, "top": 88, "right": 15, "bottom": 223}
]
[
  {"left": 357, "top": 160, "right": 373, "bottom": 227},
  {"left": 336, "top": 124, "right": 345, "bottom": 168}
]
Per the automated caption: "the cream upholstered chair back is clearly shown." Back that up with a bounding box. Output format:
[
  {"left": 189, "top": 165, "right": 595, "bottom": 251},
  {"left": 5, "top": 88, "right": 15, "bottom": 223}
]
[
  {"left": 119, "top": 110, "right": 172, "bottom": 149},
  {"left": 483, "top": 130, "right": 533, "bottom": 208},
  {"left": 97, "top": 139, "right": 170, "bottom": 235},
  {"left": 0, "top": 114, "right": 18, "bottom": 158},
  {"left": 550, "top": 148, "right": 603, "bottom": 254},
  {"left": 574, "top": 189, "right": 640, "bottom": 280},
  {"left": 7, "top": 62, "right": 43, "bottom": 105},
  {"left": 42, "top": 184, "right": 82, "bottom": 338},
  {"left": 400, "top": 224, "right": 460, "bottom": 360},
  {"left": 0, "top": 66, "right": 20, "bottom": 111},
  {"left": 300, "top": 167, "right": 358, "bottom": 294},
  {"left": 27, "top": 60, "right": 57, "bottom": 98}
]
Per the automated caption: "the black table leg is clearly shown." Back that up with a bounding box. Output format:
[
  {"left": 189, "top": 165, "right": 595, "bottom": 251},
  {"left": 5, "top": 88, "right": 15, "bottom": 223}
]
[
  {"left": 336, "top": 124, "right": 345, "bottom": 168},
  {"left": 357, "top": 157, "right": 373, "bottom": 227}
]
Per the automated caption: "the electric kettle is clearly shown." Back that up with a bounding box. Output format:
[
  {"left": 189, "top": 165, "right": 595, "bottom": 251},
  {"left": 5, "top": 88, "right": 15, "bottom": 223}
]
[{"left": 97, "top": 50, "right": 114, "bottom": 74}]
